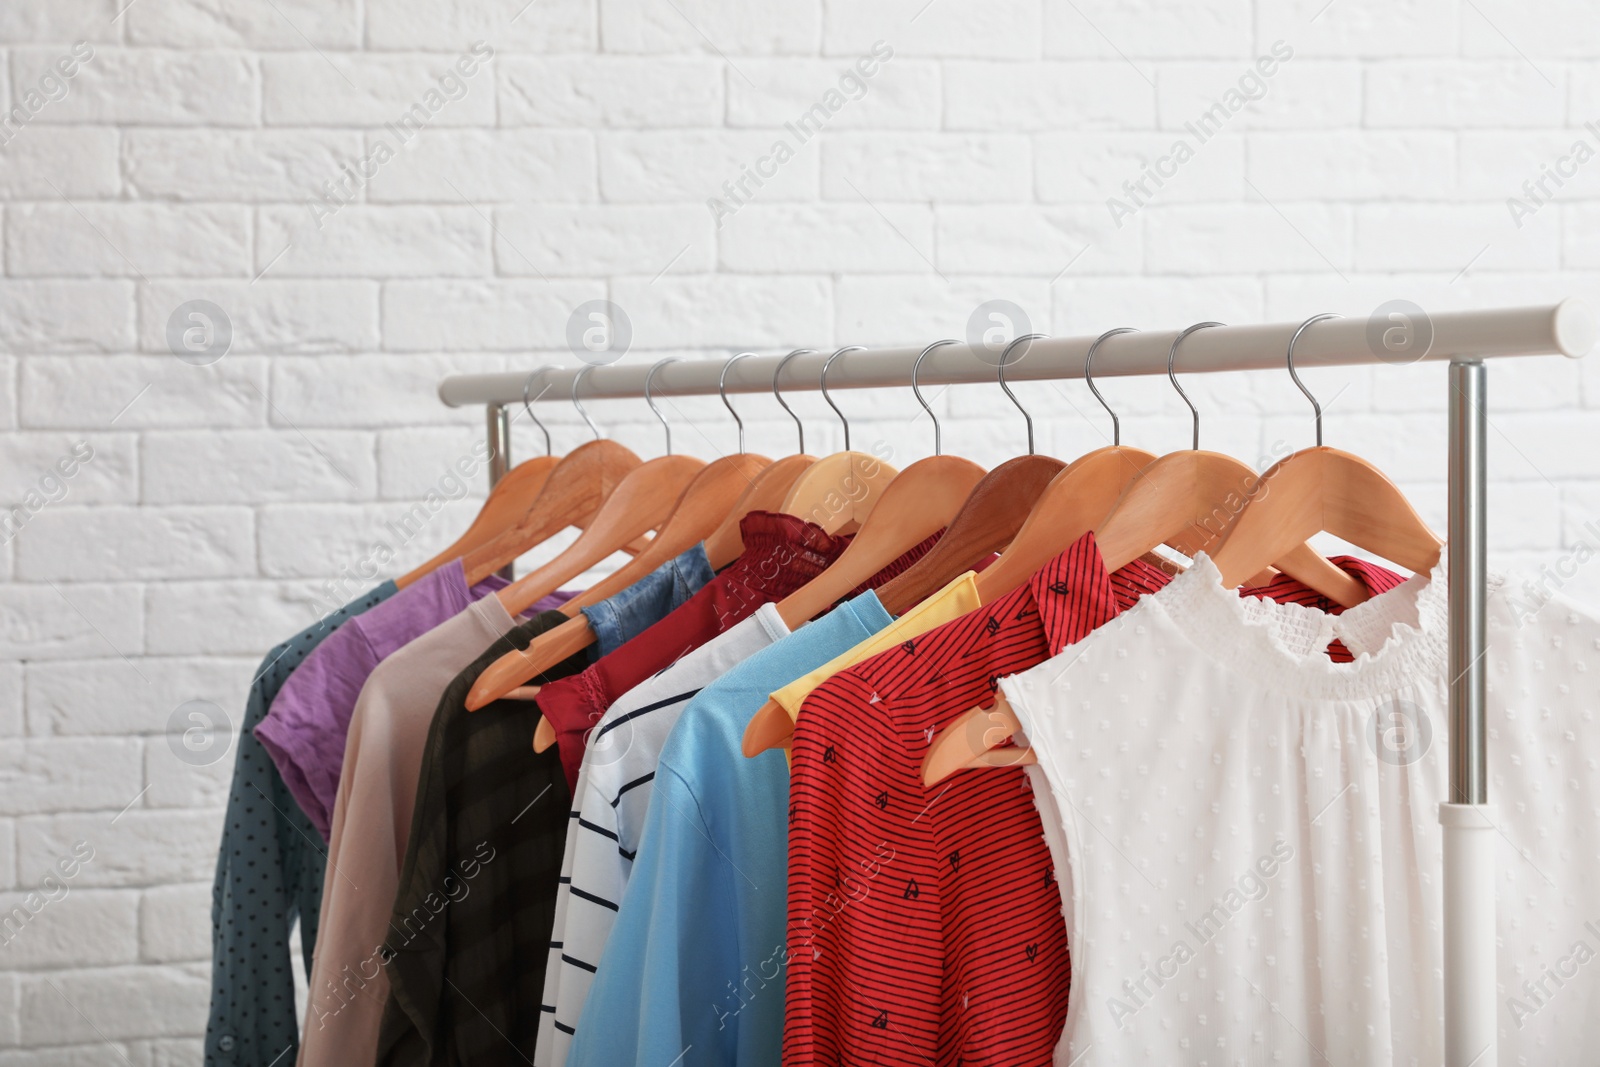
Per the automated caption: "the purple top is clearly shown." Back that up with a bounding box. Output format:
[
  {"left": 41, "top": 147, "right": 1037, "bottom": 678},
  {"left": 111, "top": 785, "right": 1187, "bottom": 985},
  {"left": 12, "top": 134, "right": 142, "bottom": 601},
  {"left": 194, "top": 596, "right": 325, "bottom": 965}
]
[{"left": 255, "top": 559, "right": 575, "bottom": 840}]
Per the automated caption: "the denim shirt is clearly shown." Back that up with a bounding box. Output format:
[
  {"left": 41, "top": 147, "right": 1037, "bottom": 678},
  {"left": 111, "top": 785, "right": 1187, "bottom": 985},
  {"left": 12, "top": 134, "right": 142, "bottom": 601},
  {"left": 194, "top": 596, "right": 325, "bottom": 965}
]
[
  {"left": 206, "top": 583, "right": 396, "bottom": 1067},
  {"left": 580, "top": 544, "right": 713, "bottom": 657}
]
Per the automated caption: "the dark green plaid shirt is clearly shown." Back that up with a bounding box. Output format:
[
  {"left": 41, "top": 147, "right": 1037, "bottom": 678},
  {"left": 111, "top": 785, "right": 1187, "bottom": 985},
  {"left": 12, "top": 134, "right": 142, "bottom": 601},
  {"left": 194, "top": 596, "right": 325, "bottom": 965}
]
[{"left": 375, "top": 610, "right": 589, "bottom": 1066}]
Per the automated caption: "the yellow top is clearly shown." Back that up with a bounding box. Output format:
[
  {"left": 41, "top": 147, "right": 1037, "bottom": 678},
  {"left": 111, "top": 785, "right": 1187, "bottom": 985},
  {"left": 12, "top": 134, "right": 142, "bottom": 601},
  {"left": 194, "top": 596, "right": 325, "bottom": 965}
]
[{"left": 771, "top": 570, "right": 982, "bottom": 728}]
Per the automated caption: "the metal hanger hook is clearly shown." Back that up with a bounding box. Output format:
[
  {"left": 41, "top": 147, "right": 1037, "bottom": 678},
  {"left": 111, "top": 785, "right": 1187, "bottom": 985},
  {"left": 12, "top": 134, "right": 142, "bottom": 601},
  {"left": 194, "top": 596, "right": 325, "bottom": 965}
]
[
  {"left": 644, "top": 358, "right": 682, "bottom": 455},
  {"left": 571, "top": 365, "right": 602, "bottom": 441},
  {"left": 1168, "top": 322, "right": 1224, "bottom": 451},
  {"left": 1084, "top": 328, "right": 1138, "bottom": 447},
  {"left": 719, "top": 352, "right": 757, "bottom": 454},
  {"left": 911, "top": 340, "right": 959, "bottom": 456},
  {"left": 1287, "top": 314, "right": 1340, "bottom": 447},
  {"left": 773, "top": 348, "right": 814, "bottom": 454},
  {"left": 999, "top": 333, "right": 1046, "bottom": 455},
  {"left": 820, "top": 345, "right": 865, "bottom": 452},
  {"left": 521, "top": 366, "right": 555, "bottom": 456}
]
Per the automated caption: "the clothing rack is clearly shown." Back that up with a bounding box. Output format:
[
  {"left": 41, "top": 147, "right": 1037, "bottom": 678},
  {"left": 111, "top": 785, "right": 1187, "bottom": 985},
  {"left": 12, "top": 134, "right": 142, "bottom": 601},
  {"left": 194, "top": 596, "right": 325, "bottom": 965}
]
[{"left": 437, "top": 299, "right": 1597, "bottom": 1066}]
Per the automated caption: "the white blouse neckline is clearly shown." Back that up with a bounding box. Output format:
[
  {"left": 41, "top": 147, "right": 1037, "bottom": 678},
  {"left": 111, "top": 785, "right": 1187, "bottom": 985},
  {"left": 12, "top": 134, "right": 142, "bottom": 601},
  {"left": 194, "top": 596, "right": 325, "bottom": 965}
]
[{"left": 1150, "top": 550, "right": 1459, "bottom": 701}]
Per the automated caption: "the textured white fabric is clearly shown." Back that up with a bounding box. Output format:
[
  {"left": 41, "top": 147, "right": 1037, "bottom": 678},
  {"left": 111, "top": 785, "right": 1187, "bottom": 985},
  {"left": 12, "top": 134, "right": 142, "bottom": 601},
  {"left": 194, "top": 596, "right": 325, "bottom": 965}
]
[
  {"left": 1001, "top": 553, "right": 1600, "bottom": 1065},
  {"left": 535, "top": 603, "right": 789, "bottom": 1065}
]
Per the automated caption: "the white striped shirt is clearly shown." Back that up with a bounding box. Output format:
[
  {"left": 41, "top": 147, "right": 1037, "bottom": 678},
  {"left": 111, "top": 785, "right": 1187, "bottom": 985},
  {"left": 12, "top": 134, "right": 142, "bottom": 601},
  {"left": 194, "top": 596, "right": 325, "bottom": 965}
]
[{"left": 535, "top": 604, "right": 790, "bottom": 1065}]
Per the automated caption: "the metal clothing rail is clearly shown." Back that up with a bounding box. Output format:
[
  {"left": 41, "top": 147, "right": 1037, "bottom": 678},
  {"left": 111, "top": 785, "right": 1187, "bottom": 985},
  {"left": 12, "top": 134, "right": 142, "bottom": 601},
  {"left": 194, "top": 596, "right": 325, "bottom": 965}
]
[
  {"left": 438, "top": 300, "right": 1595, "bottom": 405},
  {"left": 437, "top": 299, "right": 1597, "bottom": 1066}
]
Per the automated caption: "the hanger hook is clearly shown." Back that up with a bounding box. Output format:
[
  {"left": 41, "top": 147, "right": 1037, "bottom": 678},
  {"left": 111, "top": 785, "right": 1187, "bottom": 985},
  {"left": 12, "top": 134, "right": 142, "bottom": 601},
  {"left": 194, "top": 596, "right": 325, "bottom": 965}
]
[
  {"left": 911, "top": 340, "right": 959, "bottom": 456},
  {"left": 644, "top": 358, "right": 681, "bottom": 455},
  {"left": 1084, "top": 328, "right": 1138, "bottom": 447},
  {"left": 998, "top": 333, "right": 1046, "bottom": 455},
  {"left": 1287, "top": 314, "right": 1340, "bottom": 448},
  {"left": 719, "top": 352, "right": 757, "bottom": 454},
  {"left": 521, "top": 366, "right": 554, "bottom": 456},
  {"left": 1168, "top": 322, "right": 1224, "bottom": 451},
  {"left": 571, "top": 365, "right": 602, "bottom": 441},
  {"left": 820, "top": 345, "right": 865, "bottom": 452},
  {"left": 773, "top": 348, "right": 814, "bottom": 454}
]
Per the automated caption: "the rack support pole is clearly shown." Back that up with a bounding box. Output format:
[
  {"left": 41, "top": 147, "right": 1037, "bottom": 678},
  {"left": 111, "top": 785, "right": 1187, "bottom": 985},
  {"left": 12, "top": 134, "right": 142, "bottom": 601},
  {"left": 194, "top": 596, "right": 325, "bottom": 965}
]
[
  {"left": 1442, "top": 359, "right": 1495, "bottom": 1065},
  {"left": 486, "top": 403, "right": 513, "bottom": 581}
]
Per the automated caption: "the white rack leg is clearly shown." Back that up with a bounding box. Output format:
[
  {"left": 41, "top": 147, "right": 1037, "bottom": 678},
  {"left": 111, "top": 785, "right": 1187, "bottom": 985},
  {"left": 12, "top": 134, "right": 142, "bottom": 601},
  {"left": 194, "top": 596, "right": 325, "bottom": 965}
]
[{"left": 1444, "top": 359, "right": 1494, "bottom": 1065}]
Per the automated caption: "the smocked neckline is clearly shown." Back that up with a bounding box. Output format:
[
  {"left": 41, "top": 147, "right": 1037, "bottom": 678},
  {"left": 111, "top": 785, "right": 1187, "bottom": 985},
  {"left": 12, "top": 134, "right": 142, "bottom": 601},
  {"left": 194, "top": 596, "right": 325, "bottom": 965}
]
[
  {"left": 735, "top": 510, "right": 847, "bottom": 575},
  {"left": 1149, "top": 551, "right": 1457, "bottom": 701},
  {"left": 736, "top": 508, "right": 851, "bottom": 556}
]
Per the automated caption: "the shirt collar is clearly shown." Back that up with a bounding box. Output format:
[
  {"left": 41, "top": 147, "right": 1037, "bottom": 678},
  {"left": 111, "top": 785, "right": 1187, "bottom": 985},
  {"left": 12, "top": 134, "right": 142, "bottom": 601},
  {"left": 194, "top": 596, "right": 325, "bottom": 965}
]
[{"left": 1026, "top": 531, "right": 1169, "bottom": 657}]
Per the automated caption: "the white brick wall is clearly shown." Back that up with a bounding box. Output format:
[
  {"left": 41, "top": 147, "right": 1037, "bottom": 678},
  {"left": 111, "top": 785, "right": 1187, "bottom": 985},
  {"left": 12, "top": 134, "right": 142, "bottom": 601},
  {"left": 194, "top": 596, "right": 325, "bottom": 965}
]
[{"left": 3, "top": 1, "right": 1600, "bottom": 1063}]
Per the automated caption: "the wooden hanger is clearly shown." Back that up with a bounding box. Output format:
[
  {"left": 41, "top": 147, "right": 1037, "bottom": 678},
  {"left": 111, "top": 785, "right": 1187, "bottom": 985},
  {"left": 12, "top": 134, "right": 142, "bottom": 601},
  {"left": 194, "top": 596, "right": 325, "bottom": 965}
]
[
  {"left": 702, "top": 454, "right": 815, "bottom": 565},
  {"left": 396, "top": 453, "right": 560, "bottom": 588},
  {"left": 1210, "top": 314, "right": 1443, "bottom": 590},
  {"left": 505, "top": 355, "right": 773, "bottom": 748},
  {"left": 924, "top": 442, "right": 1292, "bottom": 783},
  {"left": 462, "top": 366, "right": 665, "bottom": 587},
  {"left": 777, "top": 346, "right": 899, "bottom": 535},
  {"left": 924, "top": 430, "right": 1413, "bottom": 784},
  {"left": 875, "top": 333, "right": 1067, "bottom": 615},
  {"left": 876, "top": 454, "right": 1062, "bottom": 614},
  {"left": 1094, "top": 451, "right": 1357, "bottom": 587},
  {"left": 524, "top": 460, "right": 780, "bottom": 751},
  {"left": 400, "top": 369, "right": 585, "bottom": 589},
  {"left": 461, "top": 439, "right": 645, "bottom": 587},
  {"left": 742, "top": 340, "right": 987, "bottom": 757},
  {"left": 923, "top": 331, "right": 1175, "bottom": 780},
  {"left": 467, "top": 454, "right": 706, "bottom": 707},
  {"left": 1091, "top": 323, "right": 1361, "bottom": 601},
  {"left": 923, "top": 688, "right": 1034, "bottom": 785},
  {"left": 780, "top": 451, "right": 898, "bottom": 534},
  {"left": 521, "top": 452, "right": 771, "bottom": 748},
  {"left": 967, "top": 329, "right": 1175, "bottom": 604},
  {"left": 466, "top": 364, "right": 713, "bottom": 710},
  {"left": 703, "top": 349, "right": 817, "bottom": 568},
  {"left": 924, "top": 324, "right": 1354, "bottom": 784},
  {"left": 529, "top": 352, "right": 826, "bottom": 751},
  {"left": 774, "top": 453, "right": 982, "bottom": 629}
]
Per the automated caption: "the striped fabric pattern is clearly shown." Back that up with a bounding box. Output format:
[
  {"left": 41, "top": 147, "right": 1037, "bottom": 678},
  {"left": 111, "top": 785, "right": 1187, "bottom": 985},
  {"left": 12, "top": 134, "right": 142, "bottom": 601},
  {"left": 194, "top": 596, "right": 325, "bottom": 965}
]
[
  {"left": 534, "top": 605, "right": 790, "bottom": 1067},
  {"left": 784, "top": 535, "right": 1165, "bottom": 1067}
]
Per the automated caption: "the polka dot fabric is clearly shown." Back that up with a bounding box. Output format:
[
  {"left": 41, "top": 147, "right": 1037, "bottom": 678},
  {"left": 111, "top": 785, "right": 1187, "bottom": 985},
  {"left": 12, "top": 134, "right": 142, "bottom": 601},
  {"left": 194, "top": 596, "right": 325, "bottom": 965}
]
[
  {"left": 1004, "top": 555, "right": 1600, "bottom": 1065},
  {"left": 205, "top": 583, "right": 396, "bottom": 1067}
]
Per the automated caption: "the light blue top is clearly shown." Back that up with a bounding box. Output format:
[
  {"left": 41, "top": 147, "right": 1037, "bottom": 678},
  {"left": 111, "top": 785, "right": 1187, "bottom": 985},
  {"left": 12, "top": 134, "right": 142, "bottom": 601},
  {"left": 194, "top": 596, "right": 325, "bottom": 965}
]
[{"left": 566, "top": 590, "right": 896, "bottom": 1067}]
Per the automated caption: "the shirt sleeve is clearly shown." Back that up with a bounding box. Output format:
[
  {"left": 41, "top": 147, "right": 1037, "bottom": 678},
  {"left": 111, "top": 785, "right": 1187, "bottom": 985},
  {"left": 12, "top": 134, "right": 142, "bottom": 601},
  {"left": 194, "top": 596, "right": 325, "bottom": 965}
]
[
  {"left": 207, "top": 656, "right": 330, "bottom": 1067},
  {"left": 566, "top": 764, "right": 745, "bottom": 1067},
  {"left": 252, "top": 620, "right": 382, "bottom": 840}
]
